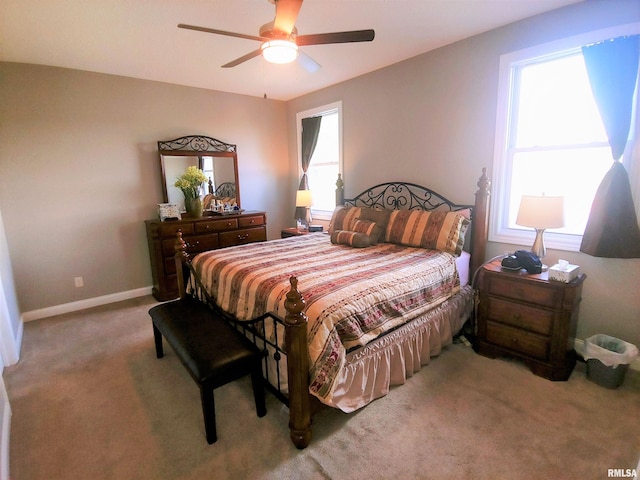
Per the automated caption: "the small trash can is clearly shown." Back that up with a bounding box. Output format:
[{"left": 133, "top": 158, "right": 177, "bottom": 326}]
[{"left": 583, "top": 334, "right": 639, "bottom": 389}]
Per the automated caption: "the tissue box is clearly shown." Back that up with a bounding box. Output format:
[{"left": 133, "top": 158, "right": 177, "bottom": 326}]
[{"left": 548, "top": 262, "right": 580, "bottom": 283}]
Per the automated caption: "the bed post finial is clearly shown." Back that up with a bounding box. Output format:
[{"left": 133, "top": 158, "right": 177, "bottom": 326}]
[
  {"left": 336, "top": 174, "right": 344, "bottom": 206},
  {"left": 471, "top": 168, "right": 491, "bottom": 276},
  {"left": 284, "top": 276, "right": 312, "bottom": 449},
  {"left": 174, "top": 230, "right": 190, "bottom": 300}
]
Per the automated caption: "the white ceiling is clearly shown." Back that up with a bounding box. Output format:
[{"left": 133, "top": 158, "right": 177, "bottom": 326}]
[{"left": 0, "top": 0, "right": 581, "bottom": 101}]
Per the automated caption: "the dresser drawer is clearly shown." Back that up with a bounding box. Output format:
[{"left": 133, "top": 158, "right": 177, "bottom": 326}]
[
  {"left": 219, "top": 227, "right": 266, "bottom": 248},
  {"left": 486, "top": 322, "right": 549, "bottom": 360},
  {"left": 158, "top": 222, "right": 194, "bottom": 238},
  {"left": 488, "top": 276, "right": 558, "bottom": 308},
  {"left": 487, "top": 297, "right": 553, "bottom": 336},
  {"left": 239, "top": 214, "right": 265, "bottom": 228},
  {"left": 186, "top": 234, "right": 220, "bottom": 253},
  {"left": 162, "top": 233, "right": 219, "bottom": 256},
  {"left": 195, "top": 218, "right": 238, "bottom": 233}
]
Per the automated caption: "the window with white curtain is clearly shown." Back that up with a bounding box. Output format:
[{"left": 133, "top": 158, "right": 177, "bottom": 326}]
[
  {"left": 296, "top": 102, "right": 343, "bottom": 219},
  {"left": 490, "top": 23, "right": 640, "bottom": 252}
]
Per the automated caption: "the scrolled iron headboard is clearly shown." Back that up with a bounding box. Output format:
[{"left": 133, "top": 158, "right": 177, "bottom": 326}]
[{"left": 342, "top": 181, "right": 474, "bottom": 213}]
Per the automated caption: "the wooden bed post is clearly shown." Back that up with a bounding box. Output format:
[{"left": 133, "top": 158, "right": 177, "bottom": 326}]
[
  {"left": 470, "top": 168, "right": 491, "bottom": 276},
  {"left": 174, "top": 230, "right": 189, "bottom": 300},
  {"left": 336, "top": 173, "right": 344, "bottom": 206},
  {"left": 283, "top": 276, "right": 312, "bottom": 449}
]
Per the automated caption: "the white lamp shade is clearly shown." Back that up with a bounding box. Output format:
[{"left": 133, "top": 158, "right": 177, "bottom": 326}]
[
  {"left": 261, "top": 40, "right": 299, "bottom": 64},
  {"left": 516, "top": 195, "right": 565, "bottom": 229},
  {"left": 296, "top": 189, "right": 313, "bottom": 207}
]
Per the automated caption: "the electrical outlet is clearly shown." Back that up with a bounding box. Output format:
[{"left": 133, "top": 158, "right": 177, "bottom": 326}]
[{"left": 74, "top": 277, "right": 84, "bottom": 288}]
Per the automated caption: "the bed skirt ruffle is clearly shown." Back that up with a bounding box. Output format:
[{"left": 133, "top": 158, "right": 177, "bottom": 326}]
[{"left": 325, "top": 285, "right": 474, "bottom": 412}]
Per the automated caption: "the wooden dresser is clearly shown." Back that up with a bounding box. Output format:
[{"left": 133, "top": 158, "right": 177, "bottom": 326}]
[
  {"left": 474, "top": 260, "right": 586, "bottom": 381},
  {"left": 146, "top": 211, "right": 267, "bottom": 301}
]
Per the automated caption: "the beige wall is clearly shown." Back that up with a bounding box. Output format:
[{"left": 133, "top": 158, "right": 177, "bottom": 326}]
[
  {"left": 0, "top": 64, "right": 289, "bottom": 313},
  {"left": 287, "top": 0, "right": 640, "bottom": 347}
]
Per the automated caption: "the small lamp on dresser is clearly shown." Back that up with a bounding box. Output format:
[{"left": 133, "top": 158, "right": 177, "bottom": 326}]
[
  {"left": 296, "top": 190, "right": 313, "bottom": 231},
  {"left": 516, "top": 194, "right": 564, "bottom": 269}
]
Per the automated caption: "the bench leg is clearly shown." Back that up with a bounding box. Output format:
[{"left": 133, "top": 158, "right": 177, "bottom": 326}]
[
  {"left": 200, "top": 382, "right": 217, "bottom": 444},
  {"left": 251, "top": 365, "right": 267, "bottom": 418},
  {"left": 152, "top": 324, "right": 164, "bottom": 358}
]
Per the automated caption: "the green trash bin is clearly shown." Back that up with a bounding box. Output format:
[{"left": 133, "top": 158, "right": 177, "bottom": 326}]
[{"left": 583, "top": 334, "right": 638, "bottom": 389}]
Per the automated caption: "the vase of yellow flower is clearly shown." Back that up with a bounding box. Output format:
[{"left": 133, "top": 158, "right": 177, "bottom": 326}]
[{"left": 174, "top": 166, "right": 207, "bottom": 218}]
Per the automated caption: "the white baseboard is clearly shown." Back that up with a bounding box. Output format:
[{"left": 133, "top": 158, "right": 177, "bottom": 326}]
[
  {"left": 21, "top": 287, "right": 153, "bottom": 322},
  {"left": 574, "top": 338, "right": 640, "bottom": 372},
  {"left": 0, "top": 376, "right": 10, "bottom": 480}
]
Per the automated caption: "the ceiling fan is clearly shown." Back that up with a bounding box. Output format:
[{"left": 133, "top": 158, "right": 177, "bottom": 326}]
[{"left": 178, "top": 0, "right": 375, "bottom": 73}]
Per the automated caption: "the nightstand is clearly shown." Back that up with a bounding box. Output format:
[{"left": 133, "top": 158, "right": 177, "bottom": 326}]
[
  {"left": 281, "top": 228, "right": 308, "bottom": 238},
  {"left": 474, "top": 260, "right": 586, "bottom": 381}
]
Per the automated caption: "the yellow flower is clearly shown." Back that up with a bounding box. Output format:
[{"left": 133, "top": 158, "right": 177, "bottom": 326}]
[{"left": 174, "top": 166, "right": 207, "bottom": 199}]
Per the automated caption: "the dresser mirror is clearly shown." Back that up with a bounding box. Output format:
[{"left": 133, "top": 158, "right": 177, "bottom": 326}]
[{"left": 158, "top": 135, "right": 240, "bottom": 209}]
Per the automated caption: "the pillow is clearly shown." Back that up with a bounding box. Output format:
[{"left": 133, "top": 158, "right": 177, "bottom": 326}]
[
  {"left": 328, "top": 206, "right": 362, "bottom": 234},
  {"left": 359, "top": 207, "right": 392, "bottom": 233},
  {"left": 351, "top": 219, "right": 383, "bottom": 245},
  {"left": 385, "top": 209, "right": 470, "bottom": 255},
  {"left": 330, "top": 230, "right": 373, "bottom": 248}
]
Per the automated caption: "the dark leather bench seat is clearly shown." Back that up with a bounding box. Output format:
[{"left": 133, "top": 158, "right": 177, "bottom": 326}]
[{"left": 149, "top": 296, "right": 266, "bottom": 444}]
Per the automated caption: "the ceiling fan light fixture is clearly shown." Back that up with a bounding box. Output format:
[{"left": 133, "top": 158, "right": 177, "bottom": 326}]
[{"left": 261, "top": 39, "right": 298, "bottom": 64}]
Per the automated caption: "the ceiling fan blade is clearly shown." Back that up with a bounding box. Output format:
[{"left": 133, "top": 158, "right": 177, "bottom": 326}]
[
  {"left": 296, "top": 29, "right": 375, "bottom": 46},
  {"left": 298, "top": 51, "right": 321, "bottom": 73},
  {"left": 221, "top": 49, "right": 263, "bottom": 68},
  {"left": 178, "top": 24, "right": 266, "bottom": 42},
  {"left": 273, "top": 0, "right": 303, "bottom": 35}
]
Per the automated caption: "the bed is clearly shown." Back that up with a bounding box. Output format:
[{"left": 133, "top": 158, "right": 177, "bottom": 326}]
[{"left": 174, "top": 169, "right": 490, "bottom": 449}]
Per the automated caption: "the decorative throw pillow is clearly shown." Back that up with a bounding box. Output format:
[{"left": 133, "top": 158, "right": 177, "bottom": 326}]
[
  {"left": 330, "top": 230, "right": 373, "bottom": 248},
  {"left": 351, "top": 219, "right": 383, "bottom": 245},
  {"left": 385, "top": 209, "right": 470, "bottom": 255},
  {"left": 359, "top": 207, "right": 392, "bottom": 233},
  {"left": 328, "top": 206, "right": 362, "bottom": 234}
]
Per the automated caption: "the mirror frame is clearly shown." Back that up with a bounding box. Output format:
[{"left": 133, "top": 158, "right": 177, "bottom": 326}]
[{"left": 157, "top": 135, "right": 240, "bottom": 208}]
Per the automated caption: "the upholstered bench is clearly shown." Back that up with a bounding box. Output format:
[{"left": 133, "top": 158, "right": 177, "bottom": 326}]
[{"left": 149, "top": 296, "right": 266, "bottom": 444}]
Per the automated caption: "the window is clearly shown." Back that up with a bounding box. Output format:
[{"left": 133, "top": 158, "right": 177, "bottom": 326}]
[
  {"left": 491, "top": 24, "right": 639, "bottom": 251},
  {"left": 296, "top": 102, "right": 343, "bottom": 219}
]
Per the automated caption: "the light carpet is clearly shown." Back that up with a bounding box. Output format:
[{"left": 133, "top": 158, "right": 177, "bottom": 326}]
[{"left": 4, "top": 295, "right": 639, "bottom": 480}]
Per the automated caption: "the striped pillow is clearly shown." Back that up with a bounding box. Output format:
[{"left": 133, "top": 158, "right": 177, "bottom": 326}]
[
  {"left": 330, "top": 230, "right": 373, "bottom": 248},
  {"left": 385, "top": 210, "right": 470, "bottom": 255},
  {"left": 351, "top": 219, "right": 383, "bottom": 245},
  {"left": 328, "top": 206, "right": 362, "bottom": 234}
]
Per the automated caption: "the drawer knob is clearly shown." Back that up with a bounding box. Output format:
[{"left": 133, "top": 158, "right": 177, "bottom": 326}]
[{"left": 238, "top": 233, "right": 249, "bottom": 240}]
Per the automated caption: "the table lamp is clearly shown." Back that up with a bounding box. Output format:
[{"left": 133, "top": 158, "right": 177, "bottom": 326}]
[
  {"left": 296, "top": 190, "right": 313, "bottom": 231},
  {"left": 516, "top": 195, "right": 564, "bottom": 268}
]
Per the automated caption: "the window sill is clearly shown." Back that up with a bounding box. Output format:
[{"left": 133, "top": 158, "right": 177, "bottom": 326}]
[{"left": 489, "top": 227, "right": 582, "bottom": 252}]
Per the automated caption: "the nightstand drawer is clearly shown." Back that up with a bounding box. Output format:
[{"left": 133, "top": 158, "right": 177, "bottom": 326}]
[
  {"left": 489, "top": 276, "right": 558, "bottom": 308},
  {"left": 486, "top": 322, "right": 549, "bottom": 360},
  {"left": 487, "top": 297, "right": 553, "bottom": 336}
]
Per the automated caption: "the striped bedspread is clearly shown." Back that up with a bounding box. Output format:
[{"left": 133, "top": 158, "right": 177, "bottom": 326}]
[{"left": 191, "top": 233, "right": 461, "bottom": 403}]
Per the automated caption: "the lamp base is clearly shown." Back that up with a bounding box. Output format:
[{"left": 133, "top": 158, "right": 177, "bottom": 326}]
[
  {"left": 531, "top": 228, "right": 546, "bottom": 259},
  {"left": 530, "top": 228, "right": 549, "bottom": 271}
]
